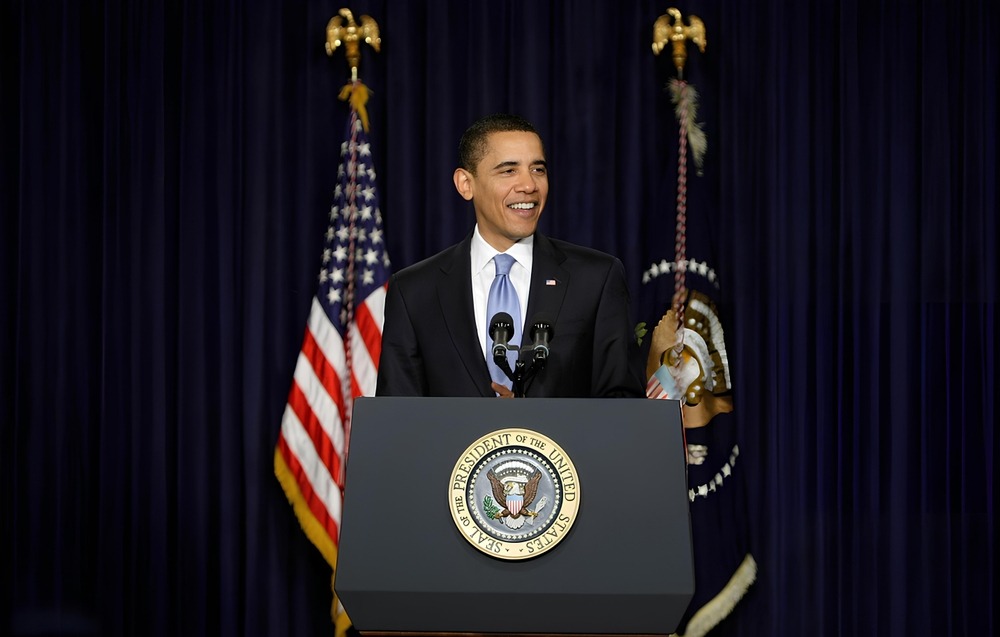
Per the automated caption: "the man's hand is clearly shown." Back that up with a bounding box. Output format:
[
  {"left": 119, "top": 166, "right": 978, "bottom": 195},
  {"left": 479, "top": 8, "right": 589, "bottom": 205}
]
[
  {"left": 646, "top": 308, "right": 682, "bottom": 379},
  {"left": 491, "top": 382, "right": 515, "bottom": 398}
]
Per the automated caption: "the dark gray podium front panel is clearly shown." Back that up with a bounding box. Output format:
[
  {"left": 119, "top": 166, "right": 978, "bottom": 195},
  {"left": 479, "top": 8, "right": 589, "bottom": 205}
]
[{"left": 336, "top": 397, "right": 693, "bottom": 635}]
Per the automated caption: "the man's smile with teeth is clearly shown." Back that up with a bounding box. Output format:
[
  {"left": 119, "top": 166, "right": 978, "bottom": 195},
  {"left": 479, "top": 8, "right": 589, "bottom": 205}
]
[{"left": 508, "top": 202, "right": 536, "bottom": 210}]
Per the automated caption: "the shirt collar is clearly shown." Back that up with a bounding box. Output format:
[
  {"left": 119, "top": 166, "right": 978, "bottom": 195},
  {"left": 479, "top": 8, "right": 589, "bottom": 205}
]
[{"left": 471, "top": 224, "right": 534, "bottom": 273}]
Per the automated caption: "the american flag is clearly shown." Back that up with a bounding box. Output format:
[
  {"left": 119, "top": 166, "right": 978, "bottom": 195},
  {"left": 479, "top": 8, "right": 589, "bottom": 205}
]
[{"left": 274, "top": 105, "right": 389, "bottom": 635}]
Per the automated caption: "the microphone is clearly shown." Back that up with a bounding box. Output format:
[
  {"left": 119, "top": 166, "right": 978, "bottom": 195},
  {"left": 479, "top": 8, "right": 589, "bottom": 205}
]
[
  {"left": 529, "top": 315, "right": 554, "bottom": 362},
  {"left": 489, "top": 312, "right": 515, "bottom": 361}
]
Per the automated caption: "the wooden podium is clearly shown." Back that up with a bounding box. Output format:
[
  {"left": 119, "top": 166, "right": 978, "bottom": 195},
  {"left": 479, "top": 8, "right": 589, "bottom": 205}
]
[{"left": 336, "top": 397, "right": 693, "bottom": 635}]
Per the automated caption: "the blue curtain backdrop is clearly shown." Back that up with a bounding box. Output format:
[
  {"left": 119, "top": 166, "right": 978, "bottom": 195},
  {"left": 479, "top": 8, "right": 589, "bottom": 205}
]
[{"left": 2, "top": 1, "right": 996, "bottom": 635}]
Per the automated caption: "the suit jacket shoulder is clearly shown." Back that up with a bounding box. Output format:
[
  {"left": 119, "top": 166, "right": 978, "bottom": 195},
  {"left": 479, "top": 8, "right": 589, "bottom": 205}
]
[
  {"left": 523, "top": 233, "right": 645, "bottom": 398},
  {"left": 377, "top": 234, "right": 492, "bottom": 397}
]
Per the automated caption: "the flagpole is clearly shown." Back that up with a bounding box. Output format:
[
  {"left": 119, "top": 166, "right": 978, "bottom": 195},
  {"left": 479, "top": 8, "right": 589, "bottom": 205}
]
[
  {"left": 267, "top": 9, "right": 385, "bottom": 637},
  {"left": 652, "top": 7, "right": 707, "bottom": 369},
  {"left": 648, "top": 13, "right": 758, "bottom": 637},
  {"left": 325, "top": 7, "right": 382, "bottom": 480}
]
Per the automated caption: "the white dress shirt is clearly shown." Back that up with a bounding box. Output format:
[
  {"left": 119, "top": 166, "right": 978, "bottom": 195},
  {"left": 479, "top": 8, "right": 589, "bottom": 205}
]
[{"left": 470, "top": 225, "right": 533, "bottom": 360}]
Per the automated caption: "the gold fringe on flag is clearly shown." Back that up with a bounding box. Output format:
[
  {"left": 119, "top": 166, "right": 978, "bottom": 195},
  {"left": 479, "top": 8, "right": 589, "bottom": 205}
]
[
  {"left": 671, "top": 554, "right": 758, "bottom": 637},
  {"left": 274, "top": 449, "right": 352, "bottom": 637}
]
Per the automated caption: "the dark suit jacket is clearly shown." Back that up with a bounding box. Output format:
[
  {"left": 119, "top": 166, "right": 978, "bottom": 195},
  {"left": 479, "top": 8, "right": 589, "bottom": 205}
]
[{"left": 375, "top": 232, "right": 645, "bottom": 398}]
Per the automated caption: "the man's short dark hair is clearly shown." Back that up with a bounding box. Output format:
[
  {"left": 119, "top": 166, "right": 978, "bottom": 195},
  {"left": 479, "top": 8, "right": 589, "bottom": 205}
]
[{"left": 458, "top": 113, "right": 542, "bottom": 173}]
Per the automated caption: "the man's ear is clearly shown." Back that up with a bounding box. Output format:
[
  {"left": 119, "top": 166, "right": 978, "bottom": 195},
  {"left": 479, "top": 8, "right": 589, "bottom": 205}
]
[{"left": 453, "top": 168, "right": 474, "bottom": 201}]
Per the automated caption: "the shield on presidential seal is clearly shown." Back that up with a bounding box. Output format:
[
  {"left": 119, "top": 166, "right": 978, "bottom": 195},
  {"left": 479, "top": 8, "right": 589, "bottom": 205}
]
[{"left": 507, "top": 490, "right": 524, "bottom": 516}]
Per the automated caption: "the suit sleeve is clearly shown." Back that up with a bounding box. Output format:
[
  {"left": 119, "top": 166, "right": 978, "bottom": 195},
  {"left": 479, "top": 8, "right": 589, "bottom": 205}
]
[
  {"left": 375, "top": 275, "right": 428, "bottom": 396},
  {"left": 590, "top": 258, "right": 646, "bottom": 398}
]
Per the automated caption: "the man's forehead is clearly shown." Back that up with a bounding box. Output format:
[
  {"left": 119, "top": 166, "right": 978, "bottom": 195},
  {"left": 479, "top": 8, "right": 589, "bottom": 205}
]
[
  {"left": 486, "top": 130, "right": 542, "bottom": 147},
  {"left": 482, "top": 131, "right": 546, "bottom": 163}
]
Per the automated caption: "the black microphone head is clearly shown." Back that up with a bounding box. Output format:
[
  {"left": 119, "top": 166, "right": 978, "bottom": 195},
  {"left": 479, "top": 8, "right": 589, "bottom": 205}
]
[
  {"left": 529, "top": 314, "right": 553, "bottom": 363},
  {"left": 489, "top": 312, "right": 515, "bottom": 340},
  {"left": 529, "top": 314, "right": 554, "bottom": 340}
]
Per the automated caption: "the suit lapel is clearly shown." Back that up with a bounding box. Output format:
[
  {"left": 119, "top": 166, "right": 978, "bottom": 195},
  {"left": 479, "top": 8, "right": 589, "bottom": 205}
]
[
  {"left": 523, "top": 233, "right": 569, "bottom": 342},
  {"left": 436, "top": 235, "right": 494, "bottom": 396}
]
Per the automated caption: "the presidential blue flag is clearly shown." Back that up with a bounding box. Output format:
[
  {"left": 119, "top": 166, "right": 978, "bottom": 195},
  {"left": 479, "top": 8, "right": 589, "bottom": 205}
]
[{"left": 641, "top": 78, "right": 755, "bottom": 637}]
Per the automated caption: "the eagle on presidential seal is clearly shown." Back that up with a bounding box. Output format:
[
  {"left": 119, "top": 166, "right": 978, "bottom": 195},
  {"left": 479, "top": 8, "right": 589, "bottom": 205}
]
[{"left": 487, "top": 467, "right": 542, "bottom": 522}]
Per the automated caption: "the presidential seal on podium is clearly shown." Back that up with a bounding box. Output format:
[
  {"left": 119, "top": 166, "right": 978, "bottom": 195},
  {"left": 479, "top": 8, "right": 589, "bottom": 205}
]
[{"left": 448, "top": 428, "right": 581, "bottom": 560}]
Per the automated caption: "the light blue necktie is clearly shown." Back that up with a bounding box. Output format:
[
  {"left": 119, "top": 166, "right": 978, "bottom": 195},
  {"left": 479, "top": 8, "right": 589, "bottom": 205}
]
[{"left": 485, "top": 253, "right": 521, "bottom": 388}]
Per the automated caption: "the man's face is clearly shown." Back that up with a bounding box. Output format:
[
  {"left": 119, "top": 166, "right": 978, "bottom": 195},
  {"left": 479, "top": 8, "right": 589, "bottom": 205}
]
[{"left": 454, "top": 131, "right": 548, "bottom": 251}]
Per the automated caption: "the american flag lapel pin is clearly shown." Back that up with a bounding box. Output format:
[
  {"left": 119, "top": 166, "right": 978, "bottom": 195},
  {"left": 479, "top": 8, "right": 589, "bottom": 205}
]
[{"left": 545, "top": 278, "right": 558, "bottom": 286}]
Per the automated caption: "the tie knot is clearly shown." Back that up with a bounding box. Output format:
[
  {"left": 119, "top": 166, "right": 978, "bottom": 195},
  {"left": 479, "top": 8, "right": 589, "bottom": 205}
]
[{"left": 494, "top": 253, "right": 515, "bottom": 276}]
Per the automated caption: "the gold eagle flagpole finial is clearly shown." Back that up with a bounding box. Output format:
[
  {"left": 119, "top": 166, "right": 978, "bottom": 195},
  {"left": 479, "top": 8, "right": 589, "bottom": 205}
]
[
  {"left": 325, "top": 8, "right": 381, "bottom": 131},
  {"left": 326, "top": 8, "right": 381, "bottom": 80},
  {"left": 652, "top": 7, "right": 706, "bottom": 79}
]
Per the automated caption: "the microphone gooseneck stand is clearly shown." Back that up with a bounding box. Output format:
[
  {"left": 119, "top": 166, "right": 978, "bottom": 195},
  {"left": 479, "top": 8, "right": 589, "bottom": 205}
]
[{"left": 492, "top": 318, "right": 553, "bottom": 397}]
